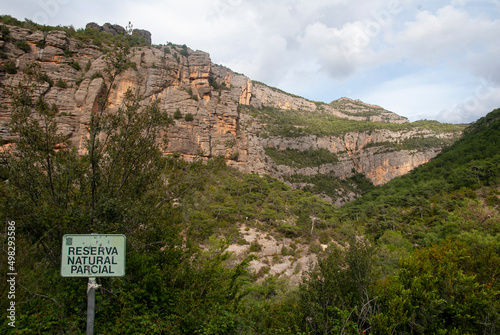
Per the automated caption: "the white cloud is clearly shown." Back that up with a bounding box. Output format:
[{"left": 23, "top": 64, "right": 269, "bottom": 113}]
[
  {"left": 437, "top": 80, "right": 500, "bottom": 123},
  {"left": 388, "top": 5, "right": 500, "bottom": 65}
]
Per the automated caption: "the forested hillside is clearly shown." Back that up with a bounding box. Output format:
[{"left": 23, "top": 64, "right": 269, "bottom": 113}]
[{"left": 0, "top": 15, "right": 499, "bottom": 334}]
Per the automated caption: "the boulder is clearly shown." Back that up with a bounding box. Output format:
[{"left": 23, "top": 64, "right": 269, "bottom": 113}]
[
  {"left": 85, "top": 22, "right": 102, "bottom": 31},
  {"left": 102, "top": 23, "right": 126, "bottom": 36},
  {"left": 132, "top": 29, "right": 152, "bottom": 45}
]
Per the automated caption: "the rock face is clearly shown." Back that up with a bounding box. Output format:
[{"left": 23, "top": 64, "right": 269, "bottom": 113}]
[{"left": 0, "top": 23, "right": 463, "bottom": 205}]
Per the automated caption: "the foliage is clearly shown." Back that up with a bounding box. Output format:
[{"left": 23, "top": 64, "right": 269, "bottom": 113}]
[
  {"left": 329, "top": 99, "right": 386, "bottom": 118},
  {"left": 1, "top": 23, "right": 11, "bottom": 41},
  {"left": 299, "top": 236, "right": 378, "bottom": 334},
  {"left": 70, "top": 60, "right": 81, "bottom": 71},
  {"left": 55, "top": 78, "right": 68, "bottom": 88},
  {"left": 373, "top": 240, "right": 500, "bottom": 334},
  {"left": 240, "top": 276, "right": 306, "bottom": 334},
  {"left": 179, "top": 44, "right": 189, "bottom": 57},
  {"left": 285, "top": 172, "right": 374, "bottom": 203},
  {"left": 174, "top": 108, "right": 182, "bottom": 119},
  {"left": 183, "top": 169, "right": 337, "bottom": 242},
  {"left": 3, "top": 60, "right": 17, "bottom": 74},
  {"left": 14, "top": 39, "right": 30, "bottom": 52}
]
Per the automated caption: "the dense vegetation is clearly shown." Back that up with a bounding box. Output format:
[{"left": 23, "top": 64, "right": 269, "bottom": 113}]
[{"left": 1, "top": 18, "right": 499, "bottom": 334}]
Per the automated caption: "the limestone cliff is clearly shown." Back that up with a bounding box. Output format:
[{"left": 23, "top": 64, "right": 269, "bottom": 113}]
[{"left": 0, "top": 23, "right": 464, "bottom": 205}]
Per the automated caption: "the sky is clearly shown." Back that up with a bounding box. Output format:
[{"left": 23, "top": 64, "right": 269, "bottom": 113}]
[{"left": 3, "top": 0, "right": 500, "bottom": 123}]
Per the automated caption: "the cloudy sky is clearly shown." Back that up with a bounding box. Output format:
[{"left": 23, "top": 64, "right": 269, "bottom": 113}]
[{"left": 4, "top": 0, "right": 500, "bottom": 123}]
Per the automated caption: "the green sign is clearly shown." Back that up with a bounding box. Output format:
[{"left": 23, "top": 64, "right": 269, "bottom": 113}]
[{"left": 61, "top": 234, "right": 126, "bottom": 277}]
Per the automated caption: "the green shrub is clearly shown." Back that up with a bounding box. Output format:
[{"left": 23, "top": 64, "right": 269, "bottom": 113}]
[
  {"left": 249, "top": 241, "right": 262, "bottom": 252},
  {"left": 38, "top": 72, "right": 53, "bottom": 86},
  {"left": 55, "top": 78, "right": 67, "bottom": 88},
  {"left": 90, "top": 71, "right": 103, "bottom": 80},
  {"left": 15, "top": 39, "right": 30, "bottom": 52},
  {"left": 173, "top": 109, "right": 182, "bottom": 119},
  {"left": 4, "top": 60, "right": 17, "bottom": 74},
  {"left": 70, "top": 61, "right": 81, "bottom": 70},
  {"left": 0, "top": 24, "right": 10, "bottom": 41},
  {"left": 278, "top": 224, "right": 302, "bottom": 238},
  {"left": 184, "top": 113, "right": 194, "bottom": 122},
  {"left": 35, "top": 39, "right": 46, "bottom": 48},
  {"left": 309, "top": 243, "right": 322, "bottom": 254},
  {"left": 179, "top": 44, "right": 189, "bottom": 57}
]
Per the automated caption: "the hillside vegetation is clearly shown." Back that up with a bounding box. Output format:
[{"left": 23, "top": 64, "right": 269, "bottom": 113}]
[{"left": 0, "top": 17, "right": 499, "bottom": 334}]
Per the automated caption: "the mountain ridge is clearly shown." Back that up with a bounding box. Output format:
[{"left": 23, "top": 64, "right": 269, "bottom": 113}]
[{"left": 0, "top": 17, "right": 465, "bottom": 205}]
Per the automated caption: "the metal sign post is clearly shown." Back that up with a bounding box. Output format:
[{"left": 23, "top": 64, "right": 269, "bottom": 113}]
[
  {"left": 87, "top": 277, "right": 97, "bottom": 335},
  {"left": 61, "top": 234, "right": 126, "bottom": 334}
]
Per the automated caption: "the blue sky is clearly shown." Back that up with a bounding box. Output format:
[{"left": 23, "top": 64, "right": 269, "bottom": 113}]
[{"left": 4, "top": 0, "right": 500, "bottom": 123}]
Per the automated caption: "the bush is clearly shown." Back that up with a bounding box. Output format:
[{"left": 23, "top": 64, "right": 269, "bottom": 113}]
[
  {"left": 15, "top": 39, "right": 31, "bottom": 52},
  {"left": 0, "top": 24, "right": 10, "bottom": 41},
  {"left": 174, "top": 109, "right": 182, "bottom": 119},
  {"left": 35, "top": 39, "right": 46, "bottom": 48},
  {"left": 179, "top": 44, "right": 189, "bottom": 57},
  {"left": 299, "top": 237, "right": 376, "bottom": 334},
  {"left": 278, "top": 224, "right": 302, "bottom": 238},
  {"left": 249, "top": 241, "right": 262, "bottom": 252},
  {"left": 55, "top": 78, "right": 67, "bottom": 88},
  {"left": 90, "top": 71, "right": 103, "bottom": 80},
  {"left": 38, "top": 72, "right": 53, "bottom": 86},
  {"left": 4, "top": 60, "right": 17, "bottom": 74},
  {"left": 184, "top": 113, "right": 194, "bottom": 122},
  {"left": 70, "top": 61, "right": 81, "bottom": 71},
  {"left": 373, "top": 240, "right": 500, "bottom": 334}
]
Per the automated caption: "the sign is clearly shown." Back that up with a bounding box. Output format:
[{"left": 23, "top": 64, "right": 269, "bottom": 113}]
[{"left": 61, "top": 234, "right": 126, "bottom": 277}]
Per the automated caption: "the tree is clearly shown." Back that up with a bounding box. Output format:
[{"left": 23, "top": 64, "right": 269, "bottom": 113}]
[
  {"left": 174, "top": 108, "right": 182, "bottom": 119},
  {"left": 299, "top": 236, "right": 377, "bottom": 334},
  {"left": 2, "top": 62, "right": 84, "bottom": 263}
]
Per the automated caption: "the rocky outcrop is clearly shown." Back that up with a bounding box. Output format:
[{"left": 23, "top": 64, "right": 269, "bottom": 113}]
[
  {"left": 0, "top": 23, "right": 463, "bottom": 205},
  {"left": 86, "top": 22, "right": 126, "bottom": 36},
  {"left": 85, "top": 22, "right": 152, "bottom": 45},
  {"left": 132, "top": 29, "right": 152, "bottom": 45}
]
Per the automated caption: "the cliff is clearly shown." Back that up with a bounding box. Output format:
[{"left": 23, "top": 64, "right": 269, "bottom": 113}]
[{"left": 0, "top": 22, "right": 464, "bottom": 205}]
